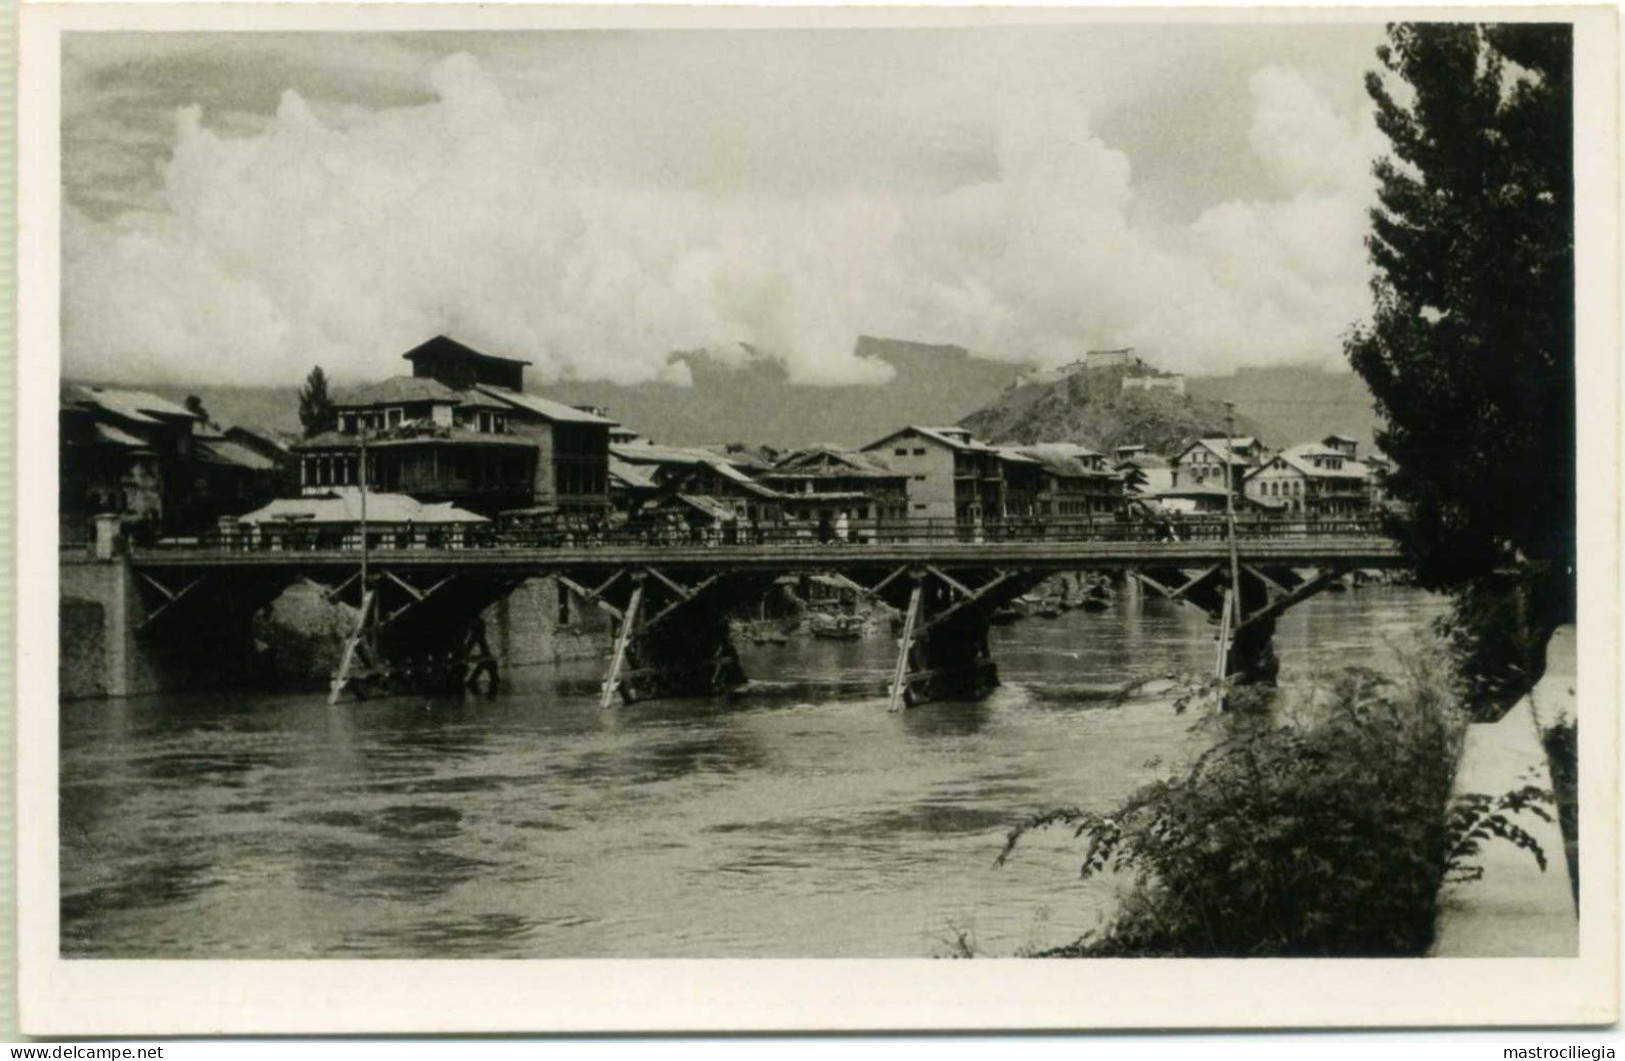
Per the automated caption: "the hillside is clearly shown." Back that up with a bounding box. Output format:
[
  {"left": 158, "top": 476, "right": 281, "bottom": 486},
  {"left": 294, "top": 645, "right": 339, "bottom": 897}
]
[
  {"left": 960, "top": 364, "right": 1379, "bottom": 455},
  {"left": 959, "top": 365, "right": 1260, "bottom": 454}
]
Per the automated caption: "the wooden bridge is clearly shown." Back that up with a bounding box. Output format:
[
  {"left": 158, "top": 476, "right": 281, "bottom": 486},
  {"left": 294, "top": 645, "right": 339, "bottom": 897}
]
[{"left": 123, "top": 518, "right": 1405, "bottom": 709}]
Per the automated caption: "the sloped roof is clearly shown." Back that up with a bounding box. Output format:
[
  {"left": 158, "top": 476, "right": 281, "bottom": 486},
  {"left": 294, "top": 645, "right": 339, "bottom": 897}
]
[
  {"left": 1116, "top": 453, "right": 1170, "bottom": 469},
  {"left": 196, "top": 438, "right": 277, "bottom": 471},
  {"left": 1153, "top": 484, "right": 1232, "bottom": 499},
  {"left": 401, "top": 335, "right": 532, "bottom": 369},
  {"left": 237, "top": 492, "right": 487, "bottom": 525},
  {"left": 608, "top": 459, "right": 660, "bottom": 491},
  {"left": 1246, "top": 453, "right": 1369, "bottom": 482},
  {"left": 862, "top": 425, "right": 996, "bottom": 454},
  {"left": 673, "top": 494, "right": 739, "bottom": 522},
  {"left": 84, "top": 422, "right": 150, "bottom": 450},
  {"left": 335, "top": 376, "right": 463, "bottom": 407},
  {"left": 993, "top": 446, "right": 1043, "bottom": 466},
  {"left": 65, "top": 384, "right": 201, "bottom": 424},
  {"left": 475, "top": 385, "right": 617, "bottom": 425},
  {"left": 1175, "top": 437, "right": 1261, "bottom": 465},
  {"left": 770, "top": 446, "right": 900, "bottom": 477}
]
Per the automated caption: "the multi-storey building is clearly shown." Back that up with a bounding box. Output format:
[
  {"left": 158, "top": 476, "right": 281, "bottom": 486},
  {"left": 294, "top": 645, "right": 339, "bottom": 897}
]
[
  {"left": 1243, "top": 439, "right": 1372, "bottom": 516},
  {"left": 1170, "top": 437, "right": 1267, "bottom": 493},
  {"left": 60, "top": 384, "right": 280, "bottom": 542},
  {"left": 860, "top": 426, "right": 1003, "bottom": 530},
  {"left": 757, "top": 447, "right": 909, "bottom": 541},
  {"left": 293, "top": 336, "right": 614, "bottom": 519}
]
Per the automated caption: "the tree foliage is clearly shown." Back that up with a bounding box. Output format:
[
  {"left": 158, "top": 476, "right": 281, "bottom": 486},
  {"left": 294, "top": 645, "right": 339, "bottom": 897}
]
[
  {"left": 1000, "top": 658, "right": 1552, "bottom": 957},
  {"left": 298, "top": 365, "right": 337, "bottom": 438},
  {"left": 1346, "top": 24, "right": 1574, "bottom": 592}
]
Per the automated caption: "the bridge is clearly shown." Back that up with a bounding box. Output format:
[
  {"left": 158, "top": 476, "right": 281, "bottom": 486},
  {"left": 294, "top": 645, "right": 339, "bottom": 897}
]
[{"left": 116, "top": 517, "right": 1404, "bottom": 709}]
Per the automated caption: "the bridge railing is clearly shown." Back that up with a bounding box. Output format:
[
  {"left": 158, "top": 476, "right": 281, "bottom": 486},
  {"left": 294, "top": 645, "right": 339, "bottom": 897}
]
[{"left": 140, "top": 515, "right": 1390, "bottom": 555}]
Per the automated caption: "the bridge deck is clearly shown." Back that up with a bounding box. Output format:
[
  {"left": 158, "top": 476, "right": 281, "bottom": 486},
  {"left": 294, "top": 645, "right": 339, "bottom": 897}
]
[{"left": 130, "top": 537, "right": 1404, "bottom": 573}]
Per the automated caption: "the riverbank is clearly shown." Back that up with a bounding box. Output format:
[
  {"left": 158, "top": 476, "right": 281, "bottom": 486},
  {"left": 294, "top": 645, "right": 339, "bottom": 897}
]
[{"left": 1430, "top": 625, "right": 1578, "bottom": 956}]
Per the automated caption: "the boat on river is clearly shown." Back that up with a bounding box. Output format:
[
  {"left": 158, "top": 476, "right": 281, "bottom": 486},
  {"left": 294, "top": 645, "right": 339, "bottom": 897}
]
[{"left": 809, "top": 613, "right": 866, "bottom": 640}]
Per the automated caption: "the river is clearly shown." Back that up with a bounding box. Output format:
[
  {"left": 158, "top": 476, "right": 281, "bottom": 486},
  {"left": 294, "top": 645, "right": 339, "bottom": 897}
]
[{"left": 60, "top": 584, "right": 1445, "bottom": 958}]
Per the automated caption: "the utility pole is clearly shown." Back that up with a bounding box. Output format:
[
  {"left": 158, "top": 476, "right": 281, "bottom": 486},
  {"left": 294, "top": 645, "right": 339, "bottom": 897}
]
[
  {"left": 1220, "top": 401, "right": 1242, "bottom": 680},
  {"left": 358, "top": 424, "right": 377, "bottom": 659}
]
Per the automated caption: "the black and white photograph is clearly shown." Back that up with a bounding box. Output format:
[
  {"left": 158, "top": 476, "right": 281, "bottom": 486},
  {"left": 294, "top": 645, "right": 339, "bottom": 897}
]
[{"left": 18, "top": 2, "right": 1619, "bottom": 1035}]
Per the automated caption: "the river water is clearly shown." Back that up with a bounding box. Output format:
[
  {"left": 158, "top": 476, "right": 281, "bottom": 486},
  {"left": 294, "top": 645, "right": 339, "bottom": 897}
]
[{"left": 60, "top": 585, "right": 1444, "bottom": 958}]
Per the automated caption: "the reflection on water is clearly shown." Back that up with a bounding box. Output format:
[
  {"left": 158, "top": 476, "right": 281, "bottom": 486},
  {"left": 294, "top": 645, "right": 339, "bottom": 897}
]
[{"left": 61, "top": 586, "right": 1444, "bottom": 958}]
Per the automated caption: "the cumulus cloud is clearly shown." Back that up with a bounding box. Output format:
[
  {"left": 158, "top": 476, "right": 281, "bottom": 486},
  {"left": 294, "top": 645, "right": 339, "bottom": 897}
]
[{"left": 63, "top": 52, "right": 1380, "bottom": 386}]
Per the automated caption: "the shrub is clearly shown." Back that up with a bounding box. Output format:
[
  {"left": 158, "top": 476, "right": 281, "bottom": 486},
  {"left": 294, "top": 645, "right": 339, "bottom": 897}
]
[{"left": 1000, "top": 651, "right": 1546, "bottom": 957}]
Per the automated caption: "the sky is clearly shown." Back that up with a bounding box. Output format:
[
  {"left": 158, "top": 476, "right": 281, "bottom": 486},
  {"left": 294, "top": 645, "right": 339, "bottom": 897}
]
[{"left": 61, "top": 25, "right": 1391, "bottom": 388}]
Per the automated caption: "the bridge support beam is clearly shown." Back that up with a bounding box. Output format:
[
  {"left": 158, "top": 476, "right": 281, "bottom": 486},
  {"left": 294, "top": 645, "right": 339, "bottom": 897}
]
[
  {"left": 597, "top": 568, "right": 755, "bottom": 707},
  {"left": 326, "top": 570, "right": 520, "bottom": 702},
  {"left": 1135, "top": 561, "right": 1352, "bottom": 692},
  {"left": 882, "top": 566, "right": 1044, "bottom": 711}
]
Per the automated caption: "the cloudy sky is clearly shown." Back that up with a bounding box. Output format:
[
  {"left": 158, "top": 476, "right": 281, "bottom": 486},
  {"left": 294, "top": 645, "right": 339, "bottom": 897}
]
[{"left": 62, "top": 25, "right": 1389, "bottom": 387}]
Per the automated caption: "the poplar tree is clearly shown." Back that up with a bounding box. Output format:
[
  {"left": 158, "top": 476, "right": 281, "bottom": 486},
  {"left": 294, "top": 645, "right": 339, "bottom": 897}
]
[
  {"left": 298, "top": 365, "right": 337, "bottom": 438},
  {"left": 1345, "top": 23, "right": 1574, "bottom": 706}
]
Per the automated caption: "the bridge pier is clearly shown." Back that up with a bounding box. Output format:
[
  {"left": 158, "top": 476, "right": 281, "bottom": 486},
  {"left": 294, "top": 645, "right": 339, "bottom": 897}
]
[
  {"left": 592, "top": 567, "right": 761, "bottom": 707},
  {"left": 878, "top": 566, "right": 1045, "bottom": 711},
  {"left": 327, "top": 570, "right": 524, "bottom": 702},
  {"left": 1134, "top": 561, "right": 1349, "bottom": 691}
]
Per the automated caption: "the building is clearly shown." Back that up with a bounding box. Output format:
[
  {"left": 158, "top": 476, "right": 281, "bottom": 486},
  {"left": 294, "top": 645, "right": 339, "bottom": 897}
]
[
  {"left": 233, "top": 492, "right": 486, "bottom": 550},
  {"left": 1148, "top": 484, "right": 1234, "bottom": 515},
  {"left": 1170, "top": 437, "right": 1267, "bottom": 493},
  {"left": 1086, "top": 347, "right": 1142, "bottom": 370},
  {"left": 757, "top": 447, "right": 909, "bottom": 542},
  {"left": 293, "top": 336, "right": 615, "bottom": 519},
  {"left": 60, "top": 384, "right": 280, "bottom": 542},
  {"left": 1121, "top": 374, "right": 1186, "bottom": 396},
  {"left": 1243, "top": 441, "right": 1372, "bottom": 516},
  {"left": 1007, "top": 443, "right": 1124, "bottom": 520},
  {"left": 609, "top": 440, "right": 784, "bottom": 531},
  {"left": 1115, "top": 447, "right": 1175, "bottom": 497},
  {"left": 860, "top": 426, "right": 1003, "bottom": 529}
]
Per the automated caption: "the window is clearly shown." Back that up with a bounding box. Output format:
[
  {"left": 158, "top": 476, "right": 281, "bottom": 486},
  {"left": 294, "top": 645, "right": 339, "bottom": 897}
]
[
  {"left": 894, "top": 447, "right": 908, "bottom": 456},
  {"left": 913, "top": 503, "right": 927, "bottom": 511},
  {"left": 557, "top": 583, "right": 572, "bottom": 625},
  {"left": 387, "top": 408, "right": 403, "bottom": 428},
  {"left": 913, "top": 447, "right": 926, "bottom": 456},
  {"left": 913, "top": 474, "right": 926, "bottom": 482}
]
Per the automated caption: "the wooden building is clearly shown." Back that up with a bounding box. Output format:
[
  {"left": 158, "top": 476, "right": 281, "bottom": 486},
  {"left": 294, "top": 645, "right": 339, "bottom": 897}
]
[
  {"left": 293, "top": 336, "right": 614, "bottom": 519},
  {"left": 759, "top": 446, "right": 910, "bottom": 541},
  {"left": 60, "top": 384, "right": 280, "bottom": 542},
  {"left": 860, "top": 425, "right": 1003, "bottom": 530}
]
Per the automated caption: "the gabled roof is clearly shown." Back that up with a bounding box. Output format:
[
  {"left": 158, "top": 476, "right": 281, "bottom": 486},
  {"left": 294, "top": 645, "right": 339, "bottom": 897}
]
[
  {"left": 1115, "top": 453, "right": 1170, "bottom": 469},
  {"left": 862, "top": 425, "right": 996, "bottom": 454},
  {"left": 770, "top": 446, "right": 900, "bottom": 478},
  {"left": 1322, "top": 433, "right": 1360, "bottom": 444},
  {"left": 335, "top": 376, "right": 464, "bottom": 408},
  {"left": 196, "top": 438, "right": 277, "bottom": 471},
  {"left": 608, "top": 459, "right": 660, "bottom": 491},
  {"left": 1245, "top": 453, "right": 1369, "bottom": 482},
  {"left": 1175, "top": 437, "right": 1260, "bottom": 464},
  {"left": 238, "top": 492, "right": 487, "bottom": 525},
  {"left": 475, "top": 385, "right": 617, "bottom": 426},
  {"left": 401, "top": 335, "right": 532, "bottom": 370},
  {"left": 64, "top": 384, "right": 201, "bottom": 424}
]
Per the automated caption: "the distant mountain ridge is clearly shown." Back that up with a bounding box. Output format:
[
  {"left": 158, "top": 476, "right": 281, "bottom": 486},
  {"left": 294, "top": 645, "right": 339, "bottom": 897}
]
[{"left": 89, "top": 337, "right": 1380, "bottom": 455}]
